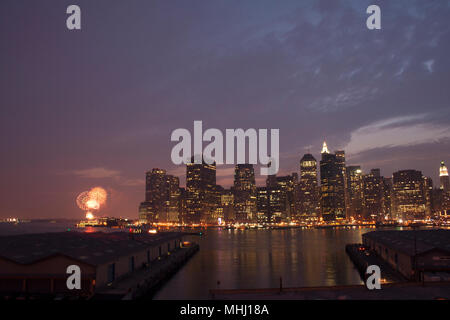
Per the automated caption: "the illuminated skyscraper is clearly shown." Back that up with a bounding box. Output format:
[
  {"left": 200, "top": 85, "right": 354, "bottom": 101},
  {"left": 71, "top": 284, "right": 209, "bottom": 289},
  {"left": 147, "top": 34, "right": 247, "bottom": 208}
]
[
  {"left": 233, "top": 164, "right": 257, "bottom": 222},
  {"left": 267, "top": 185, "right": 284, "bottom": 222},
  {"left": 440, "top": 161, "right": 450, "bottom": 192},
  {"left": 321, "top": 141, "right": 329, "bottom": 154},
  {"left": 220, "top": 189, "right": 235, "bottom": 223},
  {"left": 256, "top": 187, "right": 269, "bottom": 222},
  {"left": 362, "top": 169, "right": 383, "bottom": 220},
  {"left": 179, "top": 187, "right": 187, "bottom": 223},
  {"left": 186, "top": 155, "right": 217, "bottom": 224},
  {"left": 381, "top": 177, "right": 393, "bottom": 218},
  {"left": 320, "top": 142, "right": 346, "bottom": 221},
  {"left": 139, "top": 168, "right": 180, "bottom": 223},
  {"left": 145, "top": 168, "right": 167, "bottom": 204},
  {"left": 345, "top": 166, "right": 363, "bottom": 219},
  {"left": 275, "top": 174, "right": 298, "bottom": 221},
  {"left": 392, "top": 170, "right": 427, "bottom": 221},
  {"left": 423, "top": 176, "right": 433, "bottom": 217},
  {"left": 335, "top": 150, "right": 347, "bottom": 219},
  {"left": 298, "top": 154, "right": 320, "bottom": 218}
]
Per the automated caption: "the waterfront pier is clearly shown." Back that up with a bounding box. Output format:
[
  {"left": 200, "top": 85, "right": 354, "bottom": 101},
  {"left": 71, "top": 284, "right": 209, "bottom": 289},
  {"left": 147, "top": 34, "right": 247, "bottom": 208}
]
[{"left": 0, "top": 231, "right": 198, "bottom": 300}]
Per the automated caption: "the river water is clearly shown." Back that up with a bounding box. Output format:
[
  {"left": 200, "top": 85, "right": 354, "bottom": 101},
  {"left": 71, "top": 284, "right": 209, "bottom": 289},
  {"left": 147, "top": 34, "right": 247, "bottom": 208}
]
[
  {"left": 0, "top": 221, "right": 374, "bottom": 299},
  {"left": 154, "top": 227, "right": 373, "bottom": 299}
]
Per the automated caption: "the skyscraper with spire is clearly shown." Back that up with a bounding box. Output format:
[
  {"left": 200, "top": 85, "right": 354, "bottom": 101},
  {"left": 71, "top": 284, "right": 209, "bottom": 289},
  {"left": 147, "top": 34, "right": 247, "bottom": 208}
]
[
  {"left": 319, "top": 141, "right": 347, "bottom": 221},
  {"left": 321, "top": 141, "right": 329, "bottom": 154}
]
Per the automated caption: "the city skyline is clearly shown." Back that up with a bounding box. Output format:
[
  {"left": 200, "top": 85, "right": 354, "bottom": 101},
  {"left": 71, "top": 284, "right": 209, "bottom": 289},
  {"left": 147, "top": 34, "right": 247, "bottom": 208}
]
[
  {"left": 2, "top": 0, "right": 450, "bottom": 219},
  {"left": 136, "top": 141, "right": 450, "bottom": 224}
]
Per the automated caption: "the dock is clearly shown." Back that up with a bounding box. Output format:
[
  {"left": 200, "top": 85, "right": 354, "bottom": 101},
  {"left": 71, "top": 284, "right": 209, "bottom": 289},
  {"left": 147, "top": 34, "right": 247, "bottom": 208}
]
[
  {"left": 94, "top": 243, "right": 199, "bottom": 300},
  {"left": 345, "top": 243, "right": 407, "bottom": 283}
]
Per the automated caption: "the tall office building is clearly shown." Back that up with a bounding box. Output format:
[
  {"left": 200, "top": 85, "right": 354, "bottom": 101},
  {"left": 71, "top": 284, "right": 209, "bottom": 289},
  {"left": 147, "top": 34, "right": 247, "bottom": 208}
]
[
  {"left": 423, "top": 176, "right": 433, "bottom": 217},
  {"left": 256, "top": 187, "right": 269, "bottom": 222},
  {"left": 211, "top": 185, "right": 226, "bottom": 223},
  {"left": 381, "top": 177, "right": 393, "bottom": 219},
  {"left": 186, "top": 155, "right": 217, "bottom": 224},
  {"left": 362, "top": 169, "right": 383, "bottom": 220},
  {"left": 346, "top": 166, "right": 363, "bottom": 219},
  {"left": 162, "top": 175, "right": 181, "bottom": 222},
  {"left": 392, "top": 170, "right": 427, "bottom": 221},
  {"left": 320, "top": 142, "right": 346, "bottom": 221},
  {"left": 220, "top": 188, "right": 235, "bottom": 223},
  {"left": 178, "top": 187, "right": 187, "bottom": 223},
  {"left": 335, "top": 151, "right": 347, "bottom": 219},
  {"left": 233, "top": 164, "right": 257, "bottom": 223},
  {"left": 267, "top": 185, "right": 284, "bottom": 222},
  {"left": 298, "top": 154, "right": 320, "bottom": 218},
  {"left": 440, "top": 161, "right": 450, "bottom": 192},
  {"left": 138, "top": 168, "right": 180, "bottom": 223},
  {"left": 276, "top": 174, "right": 298, "bottom": 221},
  {"left": 145, "top": 168, "right": 167, "bottom": 203}
]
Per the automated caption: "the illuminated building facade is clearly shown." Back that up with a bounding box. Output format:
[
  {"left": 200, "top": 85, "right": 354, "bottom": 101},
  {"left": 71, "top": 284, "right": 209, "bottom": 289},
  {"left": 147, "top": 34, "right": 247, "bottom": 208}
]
[
  {"left": 392, "top": 170, "right": 427, "bottom": 220},
  {"left": 220, "top": 189, "right": 235, "bottom": 223},
  {"left": 435, "top": 162, "right": 450, "bottom": 218},
  {"left": 275, "top": 174, "right": 298, "bottom": 221},
  {"left": 211, "top": 185, "right": 225, "bottom": 223},
  {"left": 423, "top": 176, "right": 433, "bottom": 217},
  {"left": 186, "top": 156, "right": 217, "bottom": 224},
  {"left": 298, "top": 154, "right": 320, "bottom": 218},
  {"left": 362, "top": 169, "right": 383, "bottom": 220},
  {"left": 138, "top": 168, "right": 180, "bottom": 223},
  {"left": 256, "top": 187, "right": 269, "bottom": 222},
  {"left": 267, "top": 186, "right": 284, "bottom": 222},
  {"left": 381, "top": 177, "right": 393, "bottom": 218},
  {"left": 442, "top": 191, "right": 450, "bottom": 218},
  {"left": 440, "top": 161, "right": 450, "bottom": 192},
  {"left": 138, "top": 201, "right": 154, "bottom": 224},
  {"left": 345, "top": 166, "right": 363, "bottom": 219},
  {"left": 163, "top": 175, "right": 181, "bottom": 222},
  {"left": 320, "top": 142, "right": 346, "bottom": 221},
  {"left": 233, "top": 164, "right": 257, "bottom": 223},
  {"left": 335, "top": 150, "right": 347, "bottom": 219},
  {"left": 178, "top": 187, "right": 187, "bottom": 223}
]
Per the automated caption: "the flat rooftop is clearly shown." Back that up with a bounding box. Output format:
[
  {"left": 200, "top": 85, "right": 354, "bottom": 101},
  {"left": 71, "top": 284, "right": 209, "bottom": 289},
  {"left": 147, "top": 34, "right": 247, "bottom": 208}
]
[
  {"left": 0, "top": 231, "right": 185, "bottom": 266},
  {"left": 363, "top": 229, "right": 450, "bottom": 256}
]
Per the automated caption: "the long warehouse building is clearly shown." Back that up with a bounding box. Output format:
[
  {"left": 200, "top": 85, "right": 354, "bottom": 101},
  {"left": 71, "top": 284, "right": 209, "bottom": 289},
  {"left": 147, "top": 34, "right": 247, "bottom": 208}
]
[
  {"left": 0, "top": 231, "right": 186, "bottom": 297},
  {"left": 362, "top": 229, "right": 450, "bottom": 281}
]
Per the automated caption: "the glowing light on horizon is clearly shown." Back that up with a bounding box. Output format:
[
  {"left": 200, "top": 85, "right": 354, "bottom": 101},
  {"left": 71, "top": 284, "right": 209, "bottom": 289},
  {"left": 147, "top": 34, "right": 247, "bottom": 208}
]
[{"left": 86, "top": 212, "right": 94, "bottom": 220}]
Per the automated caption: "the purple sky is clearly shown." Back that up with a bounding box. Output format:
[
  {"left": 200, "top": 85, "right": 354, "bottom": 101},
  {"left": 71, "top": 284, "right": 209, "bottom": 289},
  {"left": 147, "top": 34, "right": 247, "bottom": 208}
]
[{"left": 1, "top": 0, "right": 450, "bottom": 219}]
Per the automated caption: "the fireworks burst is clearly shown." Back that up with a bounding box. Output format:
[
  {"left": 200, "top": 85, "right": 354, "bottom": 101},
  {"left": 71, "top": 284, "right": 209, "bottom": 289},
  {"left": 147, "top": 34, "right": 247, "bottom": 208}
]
[
  {"left": 88, "top": 187, "right": 107, "bottom": 205},
  {"left": 76, "top": 187, "right": 108, "bottom": 219},
  {"left": 76, "top": 191, "right": 91, "bottom": 211}
]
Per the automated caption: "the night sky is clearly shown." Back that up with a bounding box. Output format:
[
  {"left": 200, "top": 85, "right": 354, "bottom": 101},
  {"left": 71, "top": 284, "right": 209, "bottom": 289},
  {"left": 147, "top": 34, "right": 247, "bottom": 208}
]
[{"left": 1, "top": 0, "right": 450, "bottom": 219}]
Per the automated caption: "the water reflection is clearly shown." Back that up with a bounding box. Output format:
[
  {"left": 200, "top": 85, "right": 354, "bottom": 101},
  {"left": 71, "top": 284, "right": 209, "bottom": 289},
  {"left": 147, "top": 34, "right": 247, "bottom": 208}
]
[{"left": 154, "top": 228, "right": 367, "bottom": 299}]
